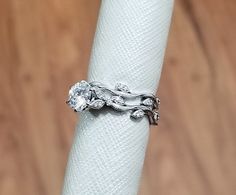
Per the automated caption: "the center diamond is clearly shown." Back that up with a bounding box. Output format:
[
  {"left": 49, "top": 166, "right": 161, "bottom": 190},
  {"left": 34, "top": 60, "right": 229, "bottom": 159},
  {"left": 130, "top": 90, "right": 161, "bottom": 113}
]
[
  {"left": 73, "top": 96, "right": 87, "bottom": 111},
  {"left": 67, "top": 80, "right": 91, "bottom": 112}
]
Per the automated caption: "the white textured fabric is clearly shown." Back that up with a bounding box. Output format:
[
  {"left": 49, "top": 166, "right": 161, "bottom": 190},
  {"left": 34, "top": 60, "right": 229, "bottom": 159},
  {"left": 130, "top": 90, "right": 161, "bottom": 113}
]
[{"left": 62, "top": 0, "right": 173, "bottom": 194}]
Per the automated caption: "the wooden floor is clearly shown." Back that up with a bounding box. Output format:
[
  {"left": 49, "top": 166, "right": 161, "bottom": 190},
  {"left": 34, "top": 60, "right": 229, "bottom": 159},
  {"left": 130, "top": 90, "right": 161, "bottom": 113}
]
[{"left": 0, "top": 0, "right": 236, "bottom": 194}]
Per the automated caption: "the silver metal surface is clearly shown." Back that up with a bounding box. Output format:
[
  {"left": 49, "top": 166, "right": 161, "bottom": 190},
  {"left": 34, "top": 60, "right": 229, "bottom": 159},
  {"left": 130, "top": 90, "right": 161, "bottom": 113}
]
[{"left": 67, "top": 80, "right": 160, "bottom": 125}]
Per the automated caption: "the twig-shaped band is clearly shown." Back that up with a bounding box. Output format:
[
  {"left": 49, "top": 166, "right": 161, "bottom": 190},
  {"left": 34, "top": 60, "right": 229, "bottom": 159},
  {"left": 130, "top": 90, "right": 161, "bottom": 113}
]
[{"left": 66, "top": 80, "right": 160, "bottom": 125}]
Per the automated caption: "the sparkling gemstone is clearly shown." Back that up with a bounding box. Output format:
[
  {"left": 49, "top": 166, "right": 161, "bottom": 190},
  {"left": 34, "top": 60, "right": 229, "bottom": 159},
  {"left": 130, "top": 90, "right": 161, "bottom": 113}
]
[
  {"left": 153, "top": 111, "right": 160, "bottom": 121},
  {"left": 67, "top": 95, "right": 88, "bottom": 112},
  {"left": 106, "top": 99, "right": 113, "bottom": 106},
  {"left": 79, "top": 80, "right": 89, "bottom": 88},
  {"left": 111, "top": 96, "right": 125, "bottom": 104},
  {"left": 69, "top": 80, "right": 90, "bottom": 97},
  {"left": 67, "top": 97, "right": 77, "bottom": 108},
  {"left": 89, "top": 99, "right": 105, "bottom": 109},
  {"left": 67, "top": 80, "right": 91, "bottom": 112},
  {"left": 115, "top": 83, "right": 130, "bottom": 93},
  {"left": 142, "top": 98, "right": 154, "bottom": 106},
  {"left": 95, "top": 89, "right": 111, "bottom": 101},
  {"left": 69, "top": 83, "right": 79, "bottom": 96},
  {"left": 131, "top": 109, "right": 145, "bottom": 118},
  {"left": 74, "top": 96, "right": 87, "bottom": 111}
]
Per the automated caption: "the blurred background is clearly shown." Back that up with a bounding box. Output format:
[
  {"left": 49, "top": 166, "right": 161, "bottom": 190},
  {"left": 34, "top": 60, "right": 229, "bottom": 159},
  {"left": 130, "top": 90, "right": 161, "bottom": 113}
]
[{"left": 0, "top": 0, "right": 236, "bottom": 194}]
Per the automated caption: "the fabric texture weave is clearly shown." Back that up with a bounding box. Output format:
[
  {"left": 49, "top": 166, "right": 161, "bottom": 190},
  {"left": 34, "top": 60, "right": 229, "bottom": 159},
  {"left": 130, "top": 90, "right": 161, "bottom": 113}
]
[{"left": 62, "top": 0, "right": 173, "bottom": 194}]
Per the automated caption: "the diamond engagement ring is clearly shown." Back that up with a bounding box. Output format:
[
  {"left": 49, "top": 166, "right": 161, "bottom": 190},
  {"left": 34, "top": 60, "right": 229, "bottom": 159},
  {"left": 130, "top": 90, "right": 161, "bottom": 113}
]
[{"left": 66, "top": 80, "right": 160, "bottom": 125}]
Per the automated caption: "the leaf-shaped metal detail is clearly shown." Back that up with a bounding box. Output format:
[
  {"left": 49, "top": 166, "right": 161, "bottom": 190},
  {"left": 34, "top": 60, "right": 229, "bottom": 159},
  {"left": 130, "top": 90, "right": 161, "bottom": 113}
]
[
  {"left": 110, "top": 103, "right": 124, "bottom": 111},
  {"left": 111, "top": 96, "right": 125, "bottom": 104},
  {"left": 115, "top": 83, "right": 130, "bottom": 93},
  {"left": 131, "top": 109, "right": 145, "bottom": 119},
  {"left": 105, "top": 98, "right": 113, "bottom": 106},
  {"left": 94, "top": 88, "right": 111, "bottom": 101},
  {"left": 89, "top": 99, "right": 105, "bottom": 109},
  {"left": 153, "top": 111, "right": 160, "bottom": 122},
  {"left": 142, "top": 98, "right": 154, "bottom": 106}
]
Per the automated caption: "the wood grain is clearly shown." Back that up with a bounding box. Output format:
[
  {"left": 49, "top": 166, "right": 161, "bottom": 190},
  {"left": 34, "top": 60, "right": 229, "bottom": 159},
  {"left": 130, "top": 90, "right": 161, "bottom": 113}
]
[{"left": 0, "top": 0, "right": 235, "bottom": 195}]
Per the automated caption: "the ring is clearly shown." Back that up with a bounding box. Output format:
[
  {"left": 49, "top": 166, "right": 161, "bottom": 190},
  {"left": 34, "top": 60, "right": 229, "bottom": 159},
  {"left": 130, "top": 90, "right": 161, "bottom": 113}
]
[{"left": 66, "top": 80, "right": 160, "bottom": 125}]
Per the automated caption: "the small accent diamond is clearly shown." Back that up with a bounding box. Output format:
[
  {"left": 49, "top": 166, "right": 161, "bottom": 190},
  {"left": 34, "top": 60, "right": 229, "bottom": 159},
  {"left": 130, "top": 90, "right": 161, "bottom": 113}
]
[
  {"left": 67, "top": 80, "right": 91, "bottom": 112},
  {"left": 131, "top": 109, "right": 145, "bottom": 118},
  {"left": 153, "top": 111, "right": 160, "bottom": 122},
  {"left": 142, "top": 98, "right": 154, "bottom": 106},
  {"left": 89, "top": 99, "right": 105, "bottom": 109},
  {"left": 115, "top": 83, "right": 130, "bottom": 93},
  {"left": 111, "top": 96, "right": 125, "bottom": 105}
]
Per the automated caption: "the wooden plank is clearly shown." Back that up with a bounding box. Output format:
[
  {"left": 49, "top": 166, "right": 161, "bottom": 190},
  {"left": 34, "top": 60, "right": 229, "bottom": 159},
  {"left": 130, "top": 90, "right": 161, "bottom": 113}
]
[
  {"left": 0, "top": 1, "right": 100, "bottom": 195},
  {"left": 141, "top": 0, "right": 236, "bottom": 194},
  {"left": 0, "top": 0, "right": 235, "bottom": 194}
]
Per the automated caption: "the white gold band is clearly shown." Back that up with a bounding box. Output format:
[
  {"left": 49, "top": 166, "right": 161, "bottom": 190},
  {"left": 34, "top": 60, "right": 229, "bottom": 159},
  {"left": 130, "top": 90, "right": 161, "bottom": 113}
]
[{"left": 67, "top": 80, "right": 160, "bottom": 125}]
